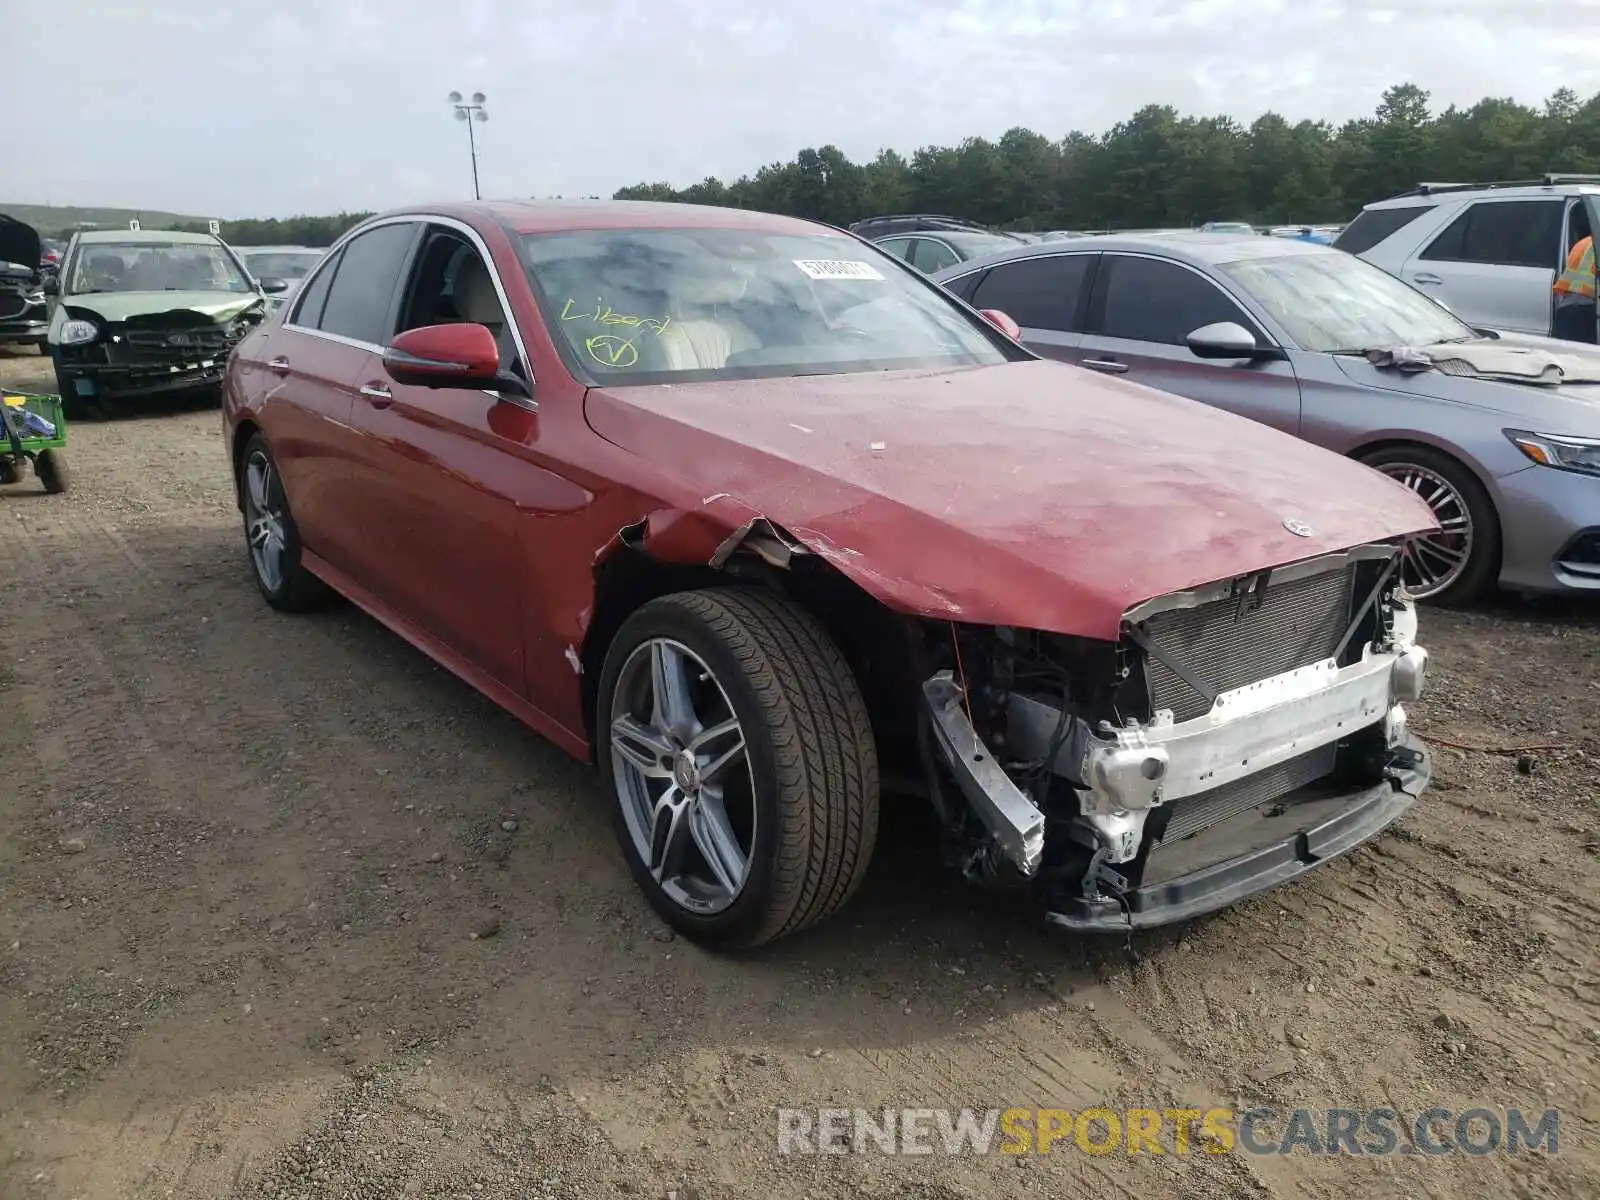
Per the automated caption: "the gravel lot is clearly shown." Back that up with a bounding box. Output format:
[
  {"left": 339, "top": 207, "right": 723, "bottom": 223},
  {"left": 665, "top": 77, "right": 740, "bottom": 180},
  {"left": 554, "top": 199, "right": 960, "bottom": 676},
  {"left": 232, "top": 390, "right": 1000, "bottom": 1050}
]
[{"left": 1, "top": 344, "right": 1597, "bottom": 1199}]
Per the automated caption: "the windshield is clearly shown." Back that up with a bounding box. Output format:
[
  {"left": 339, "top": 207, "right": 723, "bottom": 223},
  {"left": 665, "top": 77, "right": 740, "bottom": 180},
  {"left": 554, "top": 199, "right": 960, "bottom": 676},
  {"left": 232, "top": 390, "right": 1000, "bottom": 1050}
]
[
  {"left": 519, "top": 228, "right": 1010, "bottom": 383},
  {"left": 1218, "top": 251, "right": 1475, "bottom": 353},
  {"left": 68, "top": 241, "right": 253, "bottom": 295},
  {"left": 241, "top": 251, "right": 321, "bottom": 280}
]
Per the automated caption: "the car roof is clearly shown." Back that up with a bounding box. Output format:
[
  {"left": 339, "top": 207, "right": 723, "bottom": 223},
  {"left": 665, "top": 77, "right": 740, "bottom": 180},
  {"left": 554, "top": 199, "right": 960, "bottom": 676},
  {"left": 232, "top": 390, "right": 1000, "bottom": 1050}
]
[
  {"left": 1363, "top": 175, "right": 1600, "bottom": 208},
  {"left": 368, "top": 199, "right": 840, "bottom": 239},
  {"left": 75, "top": 228, "right": 223, "bottom": 245},
  {"left": 932, "top": 230, "right": 1332, "bottom": 277}
]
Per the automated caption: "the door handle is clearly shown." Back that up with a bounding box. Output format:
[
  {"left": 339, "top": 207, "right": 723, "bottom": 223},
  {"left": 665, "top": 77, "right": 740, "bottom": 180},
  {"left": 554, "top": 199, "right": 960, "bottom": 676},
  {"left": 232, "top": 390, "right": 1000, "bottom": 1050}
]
[
  {"left": 268, "top": 356, "right": 290, "bottom": 375},
  {"left": 1081, "top": 358, "right": 1129, "bottom": 374},
  {"left": 359, "top": 383, "right": 393, "bottom": 408},
  {"left": 1412, "top": 272, "right": 1443, "bottom": 285}
]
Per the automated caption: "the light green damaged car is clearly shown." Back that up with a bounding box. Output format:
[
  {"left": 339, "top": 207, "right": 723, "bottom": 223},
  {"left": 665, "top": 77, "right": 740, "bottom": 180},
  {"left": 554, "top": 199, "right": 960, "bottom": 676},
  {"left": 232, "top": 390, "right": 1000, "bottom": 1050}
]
[{"left": 44, "top": 228, "right": 288, "bottom": 406}]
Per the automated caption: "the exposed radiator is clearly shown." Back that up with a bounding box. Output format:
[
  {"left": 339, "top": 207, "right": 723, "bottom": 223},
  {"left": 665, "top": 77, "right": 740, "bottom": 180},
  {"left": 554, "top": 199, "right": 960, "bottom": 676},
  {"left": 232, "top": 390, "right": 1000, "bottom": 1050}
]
[
  {"left": 1157, "top": 741, "right": 1338, "bottom": 844},
  {"left": 1141, "top": 566, "right": 1355, "bottom": 723}
]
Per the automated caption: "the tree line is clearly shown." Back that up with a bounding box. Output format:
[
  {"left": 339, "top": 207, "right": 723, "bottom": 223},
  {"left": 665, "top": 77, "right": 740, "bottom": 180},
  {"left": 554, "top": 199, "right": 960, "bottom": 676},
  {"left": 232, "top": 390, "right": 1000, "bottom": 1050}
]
[
  {"left": 59, "top": 82, "right": 1600, "bottom": 244},
  {"left": 614, "top": 83, "right": 1600, "bottom": 231}
]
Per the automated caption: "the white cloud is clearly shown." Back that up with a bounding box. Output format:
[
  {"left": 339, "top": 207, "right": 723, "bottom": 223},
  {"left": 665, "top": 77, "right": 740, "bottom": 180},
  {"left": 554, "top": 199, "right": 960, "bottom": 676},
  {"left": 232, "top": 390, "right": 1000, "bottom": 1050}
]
[{"left": 11, "top": 0, "right": 1600, "bottom": 216}]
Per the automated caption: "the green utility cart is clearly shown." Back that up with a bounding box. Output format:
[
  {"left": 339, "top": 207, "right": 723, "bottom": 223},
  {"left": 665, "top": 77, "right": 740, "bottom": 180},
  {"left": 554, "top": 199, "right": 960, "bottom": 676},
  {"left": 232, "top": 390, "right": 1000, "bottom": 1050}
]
[{"left": 0, "top": 391, "right": 69, "bottom": 493}]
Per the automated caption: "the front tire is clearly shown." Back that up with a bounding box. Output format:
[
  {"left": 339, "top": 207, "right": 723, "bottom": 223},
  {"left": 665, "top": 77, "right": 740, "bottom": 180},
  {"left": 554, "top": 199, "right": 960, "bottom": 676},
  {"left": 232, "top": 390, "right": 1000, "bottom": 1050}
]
[
  {"left": 239, "top": 433, "right": 331, "bottom": 612},
  {"left": 1361, "top": 444, "right": 1499, "bottom": 605},
  {"left": 596, "top": 588, "right": 879, "bottom": 950}
]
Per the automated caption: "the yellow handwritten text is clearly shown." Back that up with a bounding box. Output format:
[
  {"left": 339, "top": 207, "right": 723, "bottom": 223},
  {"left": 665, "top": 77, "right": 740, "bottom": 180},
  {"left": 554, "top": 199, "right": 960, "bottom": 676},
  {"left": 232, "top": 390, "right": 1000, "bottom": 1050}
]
[{"left": 561, "top": 297, "right": 671, "bottom": 336}]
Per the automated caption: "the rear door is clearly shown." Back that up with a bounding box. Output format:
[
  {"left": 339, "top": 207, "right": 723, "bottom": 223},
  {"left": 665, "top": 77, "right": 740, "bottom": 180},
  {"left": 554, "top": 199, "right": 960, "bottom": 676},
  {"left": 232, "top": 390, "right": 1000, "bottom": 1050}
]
[
  {"left": 1401, "top": 198, "right": 1564, "bottom": 333},
  {"left": 241, "top": 241, "right": 372, "bottom": 570},
  {"left": 963, "top": 252, "right": 1097, "bottom": 358},
  {"left": 1075, "top": 252, "right": 1304, "bottom": 435},
  {"left": 344, "top": 222, "right": 538, "bottom": 693}
]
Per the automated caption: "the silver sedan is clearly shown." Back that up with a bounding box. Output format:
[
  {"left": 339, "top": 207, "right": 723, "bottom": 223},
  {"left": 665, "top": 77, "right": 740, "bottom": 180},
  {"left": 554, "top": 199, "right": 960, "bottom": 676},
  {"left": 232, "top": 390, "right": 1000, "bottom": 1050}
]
[{"left": 933, "top": 233, "right": 1600, "bottom": 603}]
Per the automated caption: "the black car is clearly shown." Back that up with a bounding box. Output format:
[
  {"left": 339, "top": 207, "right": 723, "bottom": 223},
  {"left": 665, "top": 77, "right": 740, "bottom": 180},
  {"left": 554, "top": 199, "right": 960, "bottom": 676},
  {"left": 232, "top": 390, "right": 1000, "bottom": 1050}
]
[{"left": 0, "top": 215, "right": 49, "bottom": 353}]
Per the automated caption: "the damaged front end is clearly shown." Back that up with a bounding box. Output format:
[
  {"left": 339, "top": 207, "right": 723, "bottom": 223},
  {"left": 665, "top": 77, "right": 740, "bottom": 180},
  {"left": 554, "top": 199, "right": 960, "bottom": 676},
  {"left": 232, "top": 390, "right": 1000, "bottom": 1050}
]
[
  {"left": 53, "top": 304, "right": 266, "bottom": 402},
  {"left": 917, "top": 543, "right": 1430, "bottom": 932}
]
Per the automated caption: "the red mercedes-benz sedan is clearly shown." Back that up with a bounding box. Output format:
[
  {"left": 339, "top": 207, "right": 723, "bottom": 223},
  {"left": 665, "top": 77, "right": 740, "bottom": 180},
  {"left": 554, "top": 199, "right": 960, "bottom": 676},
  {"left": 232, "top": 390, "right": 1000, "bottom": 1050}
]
[{"left": 221, "top": 200, "right": 1437, "bottom": 949}]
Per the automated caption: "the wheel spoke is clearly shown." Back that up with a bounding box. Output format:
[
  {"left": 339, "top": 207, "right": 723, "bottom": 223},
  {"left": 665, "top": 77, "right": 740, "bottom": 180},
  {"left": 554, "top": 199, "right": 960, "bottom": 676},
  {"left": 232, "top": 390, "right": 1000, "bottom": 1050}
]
[
  {"left": 647, "top": 785, "right": 692, "bottom": 882},
  {"left": 650, "top": 641, "right": 699, "bottom": 739},
  {"left": 689, "top": 716, "right": 746, "bottom": 783},
  {"left": 689, "top": 793, "right": 747, "bottom": 898},
  {"left": 610, "top": 713, "right": 675, "bottom": 779},
  {"left": 245, "top": 458, "right": 271, "bottom": 513}
]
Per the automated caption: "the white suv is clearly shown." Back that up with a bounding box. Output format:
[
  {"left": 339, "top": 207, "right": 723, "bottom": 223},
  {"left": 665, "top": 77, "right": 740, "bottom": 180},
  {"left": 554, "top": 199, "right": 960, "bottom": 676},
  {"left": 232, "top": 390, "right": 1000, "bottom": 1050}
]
[{"left": 1334, "top": 173, "right": 1600, "bottom": 338}]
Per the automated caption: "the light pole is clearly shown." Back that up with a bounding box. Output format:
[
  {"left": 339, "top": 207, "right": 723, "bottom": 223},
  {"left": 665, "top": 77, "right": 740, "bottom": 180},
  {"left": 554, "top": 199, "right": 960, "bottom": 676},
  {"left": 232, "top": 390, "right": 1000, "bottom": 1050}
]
[{"left": 448, "top": 91, "right": 488, "bottom": 200}]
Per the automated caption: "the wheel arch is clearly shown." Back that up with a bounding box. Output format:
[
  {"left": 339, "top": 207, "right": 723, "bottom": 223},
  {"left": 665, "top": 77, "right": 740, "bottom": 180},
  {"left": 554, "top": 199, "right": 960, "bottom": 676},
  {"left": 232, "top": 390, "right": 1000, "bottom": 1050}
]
[{"left": 578, "top": 539, "right": 913, "bottom": 770}]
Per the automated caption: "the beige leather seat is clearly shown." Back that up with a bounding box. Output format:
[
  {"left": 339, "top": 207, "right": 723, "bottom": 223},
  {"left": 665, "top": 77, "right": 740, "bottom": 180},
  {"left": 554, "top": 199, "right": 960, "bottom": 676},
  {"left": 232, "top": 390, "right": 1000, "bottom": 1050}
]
[
  {"left": 453, "top": 254, "right": 505, "bottom": 337},
  {"left": 659, "top": 271, "right": 759, "bottom": 370}
]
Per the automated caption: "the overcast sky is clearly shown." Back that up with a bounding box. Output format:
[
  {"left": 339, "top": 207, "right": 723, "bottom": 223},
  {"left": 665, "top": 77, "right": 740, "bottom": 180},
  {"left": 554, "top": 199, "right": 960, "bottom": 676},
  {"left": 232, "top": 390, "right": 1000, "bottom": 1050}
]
[{"left": 12, "top": 0, "right": 1600, "bottom": 218}]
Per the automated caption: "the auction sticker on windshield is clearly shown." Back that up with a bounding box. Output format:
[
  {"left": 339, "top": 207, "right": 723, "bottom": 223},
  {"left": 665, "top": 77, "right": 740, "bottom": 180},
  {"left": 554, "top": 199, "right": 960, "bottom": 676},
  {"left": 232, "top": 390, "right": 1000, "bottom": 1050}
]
[{"left": 793, "top": 259, "right": 885, "bottom": 281}]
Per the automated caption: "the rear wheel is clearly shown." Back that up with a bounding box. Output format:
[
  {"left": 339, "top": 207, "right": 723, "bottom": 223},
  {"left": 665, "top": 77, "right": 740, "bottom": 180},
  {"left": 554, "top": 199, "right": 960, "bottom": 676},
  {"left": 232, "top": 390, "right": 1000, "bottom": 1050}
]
[
  {"left": 1362, "top": 444, "right": 1499, "bottom": 604},
  {"left": 596, "top": 588, "right": 879, "bottom": 949},
  {"left": 240, "top": 433, "right": 331, "bottom": 611}
]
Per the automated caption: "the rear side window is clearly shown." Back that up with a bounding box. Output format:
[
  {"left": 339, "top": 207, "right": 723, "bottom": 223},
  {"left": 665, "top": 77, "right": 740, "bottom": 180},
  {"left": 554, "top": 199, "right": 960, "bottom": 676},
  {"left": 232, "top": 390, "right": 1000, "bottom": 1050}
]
[
  {"left": 1420, "top": 200, "right": 1564, "bottom": 269},
  {"left": 970, "top": 254, "right": 1094, "bottom": 333},
  {"left": 1332, "top": 204, "right": 1435, "bottom": 254},
  {"left": 1097, "top": 255, "right": 1257, "bottom": 345},
  {"left": 290, "top": 250, "right": 340, "bottom": 328},
  {"left": 315, "top": 222, "right": 418, "bottom": 344},
  {"left": 876, "top": 237, "right": 914, "bottom": 262}
]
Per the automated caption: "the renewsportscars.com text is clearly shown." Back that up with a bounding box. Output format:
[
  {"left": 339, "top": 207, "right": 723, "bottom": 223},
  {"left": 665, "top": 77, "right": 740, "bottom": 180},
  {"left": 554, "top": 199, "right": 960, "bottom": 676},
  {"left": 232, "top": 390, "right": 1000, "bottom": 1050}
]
[{"left": 775, "top": 1106, "right": 1559, "bottom": 1157}]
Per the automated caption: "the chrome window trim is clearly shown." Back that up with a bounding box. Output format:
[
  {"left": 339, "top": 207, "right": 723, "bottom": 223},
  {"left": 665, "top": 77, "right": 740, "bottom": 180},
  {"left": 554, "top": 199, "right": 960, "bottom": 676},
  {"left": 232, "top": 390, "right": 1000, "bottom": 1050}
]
[{"left": 282, "top": 212, "right": 538, "bottom": 411}]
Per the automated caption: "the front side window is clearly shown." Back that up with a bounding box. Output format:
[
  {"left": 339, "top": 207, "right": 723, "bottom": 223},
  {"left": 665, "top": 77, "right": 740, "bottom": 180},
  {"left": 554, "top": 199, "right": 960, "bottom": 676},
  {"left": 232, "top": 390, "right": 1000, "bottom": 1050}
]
[
  {"left": 876, "top": 237, "right": 914, "bottom": 262},
  {"left": 1219, "top": 250, "right": 1475, "bottom": 353},
  {"left": 314, "top": 223, "right": 418, "bottom": 345},
  {"left": 519, "top": 228, "right": 1012, "bottom": 383},
  {"left": 68, "top": 241, "right": 253, "bottom": 295},
  {"left": 1098, "top": 255, "right": 1256, "bottom": 345},
  {"left": 1420, "top": 200, "right": 1563, "bottom": 269}
]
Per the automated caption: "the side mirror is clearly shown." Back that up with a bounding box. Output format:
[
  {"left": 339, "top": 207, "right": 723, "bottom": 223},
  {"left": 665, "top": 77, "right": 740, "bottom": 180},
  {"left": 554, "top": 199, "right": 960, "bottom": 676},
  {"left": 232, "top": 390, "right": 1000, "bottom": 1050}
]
[
  {"left": 978, "top": 308, "right": 1023, "bottom": 341},
  {"left": 383, "top": 322, "right": 502, "bottom": 389},
  {"left": 41, "top": 276, "right": 58, "bottom": 296},
  {"left": 258, "top": 276, "right": 289, "bottom": 294},
  {"left": 1186, "top": 321, "right": 1261, "bottom": 359}
]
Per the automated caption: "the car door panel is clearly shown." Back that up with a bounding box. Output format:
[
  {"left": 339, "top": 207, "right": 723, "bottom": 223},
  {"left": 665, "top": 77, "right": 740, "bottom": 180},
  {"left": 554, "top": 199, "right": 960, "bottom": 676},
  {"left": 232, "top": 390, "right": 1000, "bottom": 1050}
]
[
  {"left": 1078, "top": 253, "right": 1303, "bottom": 435},
  {"left": 346, "top": 368, "right": 536, "bottom": 691},
  {"left": 251, "top": 330, "right": 368, "bottom": 566},
  {"left": 1402, "top": 199, "right": 1564, "bottom": 333}
]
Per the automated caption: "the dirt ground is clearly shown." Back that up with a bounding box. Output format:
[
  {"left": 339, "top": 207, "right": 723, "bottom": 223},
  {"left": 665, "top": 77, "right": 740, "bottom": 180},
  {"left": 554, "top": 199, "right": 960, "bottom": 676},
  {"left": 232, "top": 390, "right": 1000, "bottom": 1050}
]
[{"left": 0, "top": 343, "right": 1596, "bottom": 1200}]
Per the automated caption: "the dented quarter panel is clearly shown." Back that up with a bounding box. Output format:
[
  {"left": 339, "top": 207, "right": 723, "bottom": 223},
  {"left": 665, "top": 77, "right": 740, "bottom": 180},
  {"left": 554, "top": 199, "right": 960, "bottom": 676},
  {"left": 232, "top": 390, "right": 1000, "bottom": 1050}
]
[{"left": 581, "top": 359, "right": 1439, "bottom": 640}]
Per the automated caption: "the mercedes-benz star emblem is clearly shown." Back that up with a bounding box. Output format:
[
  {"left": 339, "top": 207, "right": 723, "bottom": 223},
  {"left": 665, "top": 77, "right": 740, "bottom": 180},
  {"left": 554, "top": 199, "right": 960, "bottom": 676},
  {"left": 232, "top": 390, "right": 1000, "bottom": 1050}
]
[{"left": 1283, "top": 517, "right": 1314, "bottom": 538}]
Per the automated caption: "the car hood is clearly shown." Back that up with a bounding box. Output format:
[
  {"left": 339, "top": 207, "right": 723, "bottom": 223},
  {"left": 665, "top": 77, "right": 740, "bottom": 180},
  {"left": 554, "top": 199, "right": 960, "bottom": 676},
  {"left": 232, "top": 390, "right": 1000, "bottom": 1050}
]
[
  {"left": 61, "top": 290, "right": 264, "bottom": 323},
  {"left": 1335, "top": 341, "right": 1600, "bottom": 436},
  {"left": 583, "top": 360, "right": 1436, "bottom": 640},
  {"left": 0, "top": 214, "right": 40, "bottom": 274}
]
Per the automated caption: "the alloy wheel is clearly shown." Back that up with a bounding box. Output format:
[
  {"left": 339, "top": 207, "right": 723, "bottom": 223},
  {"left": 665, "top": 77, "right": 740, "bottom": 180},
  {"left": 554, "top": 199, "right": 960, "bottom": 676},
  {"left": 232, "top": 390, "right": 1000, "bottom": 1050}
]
[
  {"left": 609, "top": 637, "right": 755, "bottom": 916},
  {"left": 243, "top": 449, "right": 288, "bottom": 593},
  {"left": 1375, "top": 461, "right": 1473, "bottom": 599}
]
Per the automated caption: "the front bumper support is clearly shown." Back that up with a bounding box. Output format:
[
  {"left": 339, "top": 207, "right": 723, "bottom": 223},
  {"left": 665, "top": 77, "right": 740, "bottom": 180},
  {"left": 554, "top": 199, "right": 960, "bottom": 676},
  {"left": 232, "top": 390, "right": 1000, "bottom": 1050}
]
[{"left": 1044, "top": 740, "right": 1430, "bottom": 931}]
